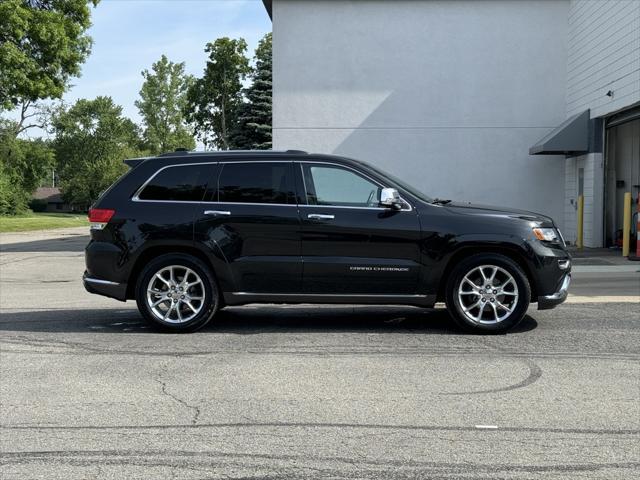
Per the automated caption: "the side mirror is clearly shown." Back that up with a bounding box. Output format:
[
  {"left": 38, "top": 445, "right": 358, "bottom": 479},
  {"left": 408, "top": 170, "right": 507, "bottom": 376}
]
[{"left": 380, "top": 188, "right": 402, "bottom": 210}]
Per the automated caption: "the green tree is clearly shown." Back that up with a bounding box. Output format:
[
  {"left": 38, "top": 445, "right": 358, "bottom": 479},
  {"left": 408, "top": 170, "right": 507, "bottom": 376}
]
[
  {"left": 0, "top": 0, "right": 98, "bottom": 213},
  {"left": 183, "top": 37, "right": 250, "bottom": 150},
  {"left": 135, "top": 55, "right": 195, "bottom": 155},
  {"left": 0, "top": 0, "right": 99, "bottom": 127},
  {"left": 230, "top": 33, "right": 272, "bottom": 150},
  {"left": 52, "top": 97, "right": 142, "bottom": 208},
  {"left": 0, "top": 123, "right": 55, "bottom": 214}
]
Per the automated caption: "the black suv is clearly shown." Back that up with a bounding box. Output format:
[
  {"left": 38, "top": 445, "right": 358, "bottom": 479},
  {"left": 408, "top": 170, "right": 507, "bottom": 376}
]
[{"left": 84, "top": 150, "right": 571, "bottom": 333}]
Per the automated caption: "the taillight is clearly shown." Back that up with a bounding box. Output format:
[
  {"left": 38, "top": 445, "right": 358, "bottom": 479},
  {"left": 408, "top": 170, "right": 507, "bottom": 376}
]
[{"left": 88, "top": 208, "right": 115, "bottom": 230}]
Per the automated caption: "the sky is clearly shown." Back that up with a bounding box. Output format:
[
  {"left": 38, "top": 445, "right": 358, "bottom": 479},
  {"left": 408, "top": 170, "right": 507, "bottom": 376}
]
[{"left": 15, "top": 0, "right": 271, "bottom": 139}]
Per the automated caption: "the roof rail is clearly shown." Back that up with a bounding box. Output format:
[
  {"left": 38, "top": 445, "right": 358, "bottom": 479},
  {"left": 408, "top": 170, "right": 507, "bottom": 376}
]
[
  {"left": 156, "top": 149, "right": 309, "bottom": 157},
  {"left": 157, "top": 149, "right": 193, "bottom": 157}
]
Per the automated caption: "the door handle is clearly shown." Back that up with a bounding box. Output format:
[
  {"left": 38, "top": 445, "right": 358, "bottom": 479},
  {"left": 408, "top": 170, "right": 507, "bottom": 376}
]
[
  {"left": 204, "top": 210, "right": 231, "bottom": 216},
  {"left": 307, "top": 213, "right": 335, "bottom": 220}
]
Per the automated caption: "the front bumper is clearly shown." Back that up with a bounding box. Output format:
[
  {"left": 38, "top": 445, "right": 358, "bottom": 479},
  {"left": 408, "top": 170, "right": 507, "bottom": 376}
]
[
  {"left": 83, "top": 271, "right": 127, "bottom": 301},
  {"left": 537, "top": 273, "right": 571, "bottom": 310}
]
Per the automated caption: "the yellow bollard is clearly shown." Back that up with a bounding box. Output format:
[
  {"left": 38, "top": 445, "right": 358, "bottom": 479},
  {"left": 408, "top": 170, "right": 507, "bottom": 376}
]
[
  {"left": 576, "top": 195, "right": 584, "bottom": 249},
  {"left": 622, "top": 192, "right": 632, "bottom": 257}
]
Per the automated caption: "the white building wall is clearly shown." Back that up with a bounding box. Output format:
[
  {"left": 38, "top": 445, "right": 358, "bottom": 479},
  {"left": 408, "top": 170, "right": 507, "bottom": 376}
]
[
  {"left": 272, "top": 0, "right": 570, "bottom": 228},
  {"left": 567, "top": 0, "right": 640, "bottom": 119},
  {"left": 584, "top": 153, "right": 605, "bottom": 248},
  {"left": 564, "top": 0, "right": 639, "bottom": 247}
]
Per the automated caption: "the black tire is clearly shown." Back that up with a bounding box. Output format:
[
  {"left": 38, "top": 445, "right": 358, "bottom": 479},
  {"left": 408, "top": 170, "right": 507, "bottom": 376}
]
[
  {"left": 135, "top": 253, "right": 219, "bottom": 332},
  {"left": 445, "top": 253, "right": 531, "bottom": 334}
]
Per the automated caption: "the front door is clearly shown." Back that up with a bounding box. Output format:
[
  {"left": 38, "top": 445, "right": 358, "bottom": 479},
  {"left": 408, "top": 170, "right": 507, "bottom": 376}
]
[
  {"left": 298, "top": 162, "right": 422, "bottom": 294},
  {"left": 194, "top": 161, "right": 301, "bottom": 293}
]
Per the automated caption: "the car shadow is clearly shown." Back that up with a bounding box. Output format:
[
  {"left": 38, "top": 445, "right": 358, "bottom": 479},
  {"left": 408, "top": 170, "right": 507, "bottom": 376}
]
[{"left": 0, "top": 305, "right": 538, "bottom": 335}]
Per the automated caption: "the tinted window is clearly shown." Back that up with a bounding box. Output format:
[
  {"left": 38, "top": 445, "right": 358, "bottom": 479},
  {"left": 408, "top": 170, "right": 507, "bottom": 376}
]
[
  {"left": 303, "top": 164, "right": 381, "bottom": 207},
  {"left": 138, "top": 164, "right": 214, "bottom": 201},
  {"left": 218, "top": 162, "right": 295, "bottom": 204}
]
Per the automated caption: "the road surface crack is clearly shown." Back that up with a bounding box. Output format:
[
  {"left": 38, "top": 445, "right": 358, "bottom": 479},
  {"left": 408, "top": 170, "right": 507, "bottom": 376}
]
[{"left": 155, "top": 367, "right": 200, "bottom": 426}]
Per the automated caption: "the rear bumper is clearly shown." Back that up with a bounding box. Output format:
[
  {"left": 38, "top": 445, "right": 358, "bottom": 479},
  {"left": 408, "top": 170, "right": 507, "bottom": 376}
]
[
  {"left": 83, "top": 272, "right": 127, "bottom": 301},
  {"left": 537, "top": 273, "right": 571, "bottom": 310}
]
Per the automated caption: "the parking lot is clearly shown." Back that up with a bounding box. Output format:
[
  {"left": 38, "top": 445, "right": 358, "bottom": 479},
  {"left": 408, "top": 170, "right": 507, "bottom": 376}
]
[{"left": 1, "top": 227, "right": 639, "bottom": 479}]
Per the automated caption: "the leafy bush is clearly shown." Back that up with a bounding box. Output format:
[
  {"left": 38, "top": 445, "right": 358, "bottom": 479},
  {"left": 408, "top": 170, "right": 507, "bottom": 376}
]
[
  {"left": 0, "top": 129, "right": 54, "bottom": 215},
  {"left": 0, "top": 166, "right": 31, "bottom": 215}
]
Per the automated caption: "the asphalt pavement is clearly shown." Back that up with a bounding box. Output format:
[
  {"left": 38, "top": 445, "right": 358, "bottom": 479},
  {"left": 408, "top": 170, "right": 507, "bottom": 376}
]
[{"left": 1, "top": 227, "right": 639, "bottom": 479}]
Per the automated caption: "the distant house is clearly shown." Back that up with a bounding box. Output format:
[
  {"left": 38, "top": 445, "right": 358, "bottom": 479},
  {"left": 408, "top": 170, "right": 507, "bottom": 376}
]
[{"left": 32, "top": 187, "right": 74, "bottom": 212}]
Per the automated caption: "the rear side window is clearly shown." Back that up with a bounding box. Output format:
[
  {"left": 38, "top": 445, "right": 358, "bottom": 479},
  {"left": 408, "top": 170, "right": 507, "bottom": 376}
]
[
  {"left": 217, "top": 162, "right": 296, "bottom": 204},
  {"left": 137, "top": 164, "right": 215, "bottom": 201}
]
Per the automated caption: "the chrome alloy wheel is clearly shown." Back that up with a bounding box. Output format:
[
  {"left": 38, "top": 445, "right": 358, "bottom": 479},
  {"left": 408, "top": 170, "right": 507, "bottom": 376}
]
[
  {"left": 457, "top": 265, "right": 519, "bottom": 325},
  {"left": 146, "top": 265, "right": 205, "bottom": 324}
]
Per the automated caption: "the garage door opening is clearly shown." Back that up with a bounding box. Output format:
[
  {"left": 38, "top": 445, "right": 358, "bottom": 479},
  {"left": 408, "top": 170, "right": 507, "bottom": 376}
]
[{"left": 604, "top": 114, "right": 640, "bottom": 248}]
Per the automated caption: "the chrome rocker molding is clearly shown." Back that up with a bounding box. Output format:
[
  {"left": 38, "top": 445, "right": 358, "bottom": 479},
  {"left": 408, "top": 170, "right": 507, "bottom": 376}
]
[
  {"left": 223, "top": 292, "right": 437, "bottom": 307},
  {"left": 84, "top": 277, "right": 120, "bottom": 286}
]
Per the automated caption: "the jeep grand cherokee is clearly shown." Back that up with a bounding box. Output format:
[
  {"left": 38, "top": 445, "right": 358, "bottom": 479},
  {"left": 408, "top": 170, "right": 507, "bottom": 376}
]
[{"left": 84, "top": 150, "right": 571, "bottom": 333}]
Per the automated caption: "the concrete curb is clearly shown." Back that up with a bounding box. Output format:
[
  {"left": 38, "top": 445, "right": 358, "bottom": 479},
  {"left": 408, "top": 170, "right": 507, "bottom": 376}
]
[
  {"left": 565, "top": 295, "right": 640, "bottom": 303},
  {"left": 572, "top": 265, "right": 640, "bottom": 273}
]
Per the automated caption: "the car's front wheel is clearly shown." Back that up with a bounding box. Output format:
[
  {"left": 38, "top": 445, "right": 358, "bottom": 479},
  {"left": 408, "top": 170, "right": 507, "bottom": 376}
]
[
  {"left": 135, "top": 254, "right": 219, "bottom": 332},
  {"left": 445, "top": 253, "right": 531, "bottom": 333}
]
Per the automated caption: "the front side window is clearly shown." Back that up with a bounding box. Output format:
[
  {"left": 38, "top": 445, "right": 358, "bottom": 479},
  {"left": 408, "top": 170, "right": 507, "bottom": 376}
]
[
  {"left": 217, "top": 162, "right": 296, "bottom": 204},
  {"left": 302, "top": 164, "right": 381, "bottom": 207},
  {"left": 137, "top": 164, "right": 214, "bottom": 201}
]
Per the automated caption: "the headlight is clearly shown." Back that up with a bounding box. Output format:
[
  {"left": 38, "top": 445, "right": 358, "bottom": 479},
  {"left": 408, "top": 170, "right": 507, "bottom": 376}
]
[{"left": 532, "top": 227, "right": 559, "bottom": 242}]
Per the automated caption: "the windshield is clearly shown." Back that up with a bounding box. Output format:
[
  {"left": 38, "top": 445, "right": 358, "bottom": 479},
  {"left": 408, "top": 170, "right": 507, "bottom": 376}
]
[{"left": 359, "top": 162, "right": 434, "bottom": 204}]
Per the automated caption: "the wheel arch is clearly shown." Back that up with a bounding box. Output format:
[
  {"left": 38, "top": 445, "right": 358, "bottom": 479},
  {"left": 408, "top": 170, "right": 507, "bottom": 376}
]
[
  {"left": 436, "top": 243, "right": 537, "bottom": 302},
  {"left": 125, "top": 244, "right": 232, "bottom": 300}
]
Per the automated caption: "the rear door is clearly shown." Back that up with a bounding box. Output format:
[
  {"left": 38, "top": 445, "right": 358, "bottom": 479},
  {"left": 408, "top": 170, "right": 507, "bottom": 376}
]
[
  {"left": 131, "top": 162, "right": 217, "bottom": 247},
  {"left": 297, "top": 161, "right": 422, "bottom": 294},
  {"left": 194, "top": 161, "right": 302, "bottom": 293}
]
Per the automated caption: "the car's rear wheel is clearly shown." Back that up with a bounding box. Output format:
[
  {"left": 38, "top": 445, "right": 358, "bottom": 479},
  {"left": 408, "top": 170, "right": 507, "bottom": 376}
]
[
  {"left": 445, "top": 253, "right": 531, "bottom": 333},
  {"left": 135, "top": 254, "right": 219, "bottom": 332}
]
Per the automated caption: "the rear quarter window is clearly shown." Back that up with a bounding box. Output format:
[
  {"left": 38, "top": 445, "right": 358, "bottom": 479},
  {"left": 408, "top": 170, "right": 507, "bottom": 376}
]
[{"left": 137, "top": 164, "right": 216, "bottom": 202}]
